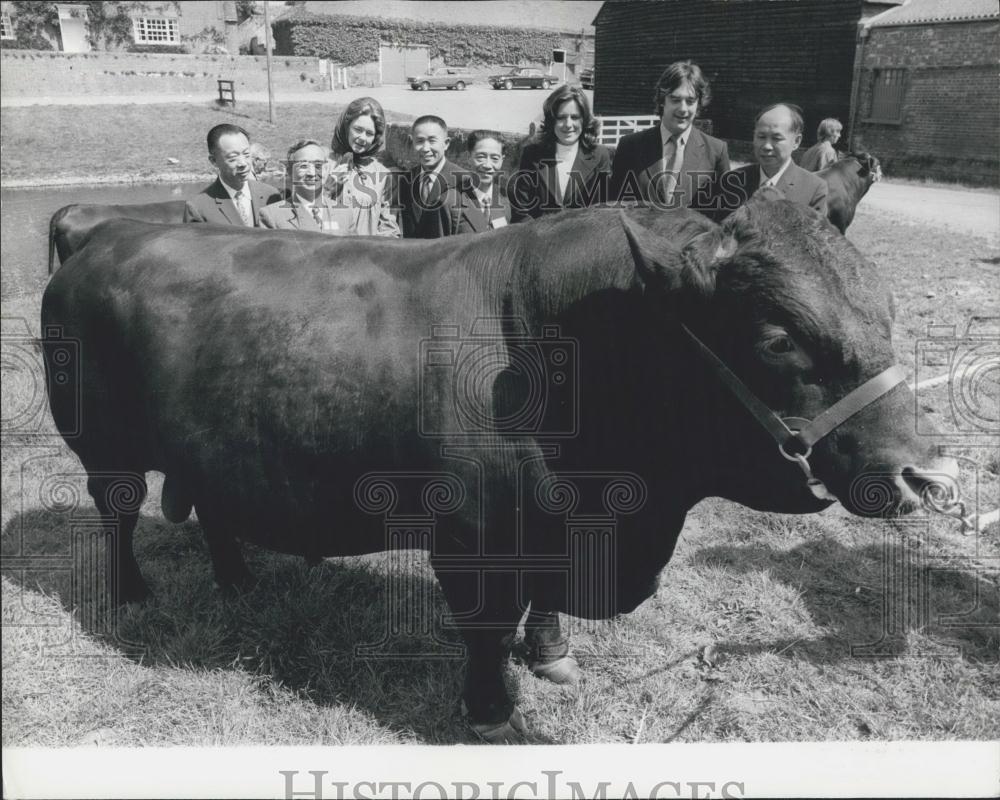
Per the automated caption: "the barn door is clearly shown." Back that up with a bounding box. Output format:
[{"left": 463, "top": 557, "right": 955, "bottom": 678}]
[{"left": 379, "top": 43, "right": 429, "bottom": 84}]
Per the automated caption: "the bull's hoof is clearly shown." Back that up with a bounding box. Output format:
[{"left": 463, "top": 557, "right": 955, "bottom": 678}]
[
  {"left": 464, "top": 704, "right": 527, "bottom": 743},
  {"left": 529, "top": 653, "right": 580, "bottom": 685}
]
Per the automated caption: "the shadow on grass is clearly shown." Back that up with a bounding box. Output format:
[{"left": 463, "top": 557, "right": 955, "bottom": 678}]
[
  {"left": 2, "top": 507, "right": 555, "bottom": 745},
  {"left": 692, "top": 534, "right": 998, "bottom": 665}
]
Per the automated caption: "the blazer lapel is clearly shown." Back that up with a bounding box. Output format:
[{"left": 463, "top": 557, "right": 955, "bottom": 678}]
[
  {"left": 210, "top": 179, "right": 241, "bottom": 225},
  {"left": 534, "top": 142, "right": 560, "bottom": 207},
  {"left": 568, "top": 149, "right": 598, "bottom": 206},
  {"left": 409, "top": 168, "right": 425, "bottom": 222}
]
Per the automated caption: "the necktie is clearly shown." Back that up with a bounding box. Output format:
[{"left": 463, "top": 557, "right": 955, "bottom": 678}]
[
  {"left": 661, "top": 135, "right": 685, "bottom": 205},
  {"left": 235, "top": 189, "right": 252, "bottom": 226},
  {"left": 311, "top": 206, "right": 323, "bottom": 227},
  {"left": 481, "top": 195, "right": 491, "bottom": 220},
  {"left": 420, "top": 172, "right": 434, "bottom": 205}
]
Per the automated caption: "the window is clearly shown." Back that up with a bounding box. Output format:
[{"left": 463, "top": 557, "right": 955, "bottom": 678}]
[
  {"left": 868, "top": 68, "right": 906, "bottom": 123},
  {"left": 1, "top": 11, "right": 16, "bottom": 40},
  {"left": 133, "top": 16, "right": 179, "bottom": 44}
]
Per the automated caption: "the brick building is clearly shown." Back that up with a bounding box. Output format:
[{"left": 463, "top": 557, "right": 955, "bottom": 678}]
[
  {"left": 0, "top": 1, "right": 241, "bottom": 53},
  {"left": 591, "top": 0, "right": 999, "bottom": 184},
  {"left": 852, "top": 0, "right": 999, "bottom": 185}
]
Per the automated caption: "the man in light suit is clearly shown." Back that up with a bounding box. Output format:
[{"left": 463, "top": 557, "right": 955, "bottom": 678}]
[
  {"left": 718, "top": 103, "right": 828, "bottom": 219},
  {"left": 259, "top": 139, "right": 348, "bottom": 234},
  {"left": 609, "top": 60, "right": 730, "bottom": 217},
  {"left": 184, "top": 123, "right": 281, "bottom": 227}
]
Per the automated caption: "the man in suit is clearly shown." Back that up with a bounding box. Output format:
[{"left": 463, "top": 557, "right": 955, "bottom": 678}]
[
  {"left": 609, "top": 60, "right": 730, "bottom": 216},
  {"left": 397, "top": 115, "right": 464, "bottom": 238},
  {"left": 184, "top": 123, "right": 281, "bottom": 227},
  {"left": 718, "top": 103, "right": 828, "bottom": 218},
  {"left": 450, "top": 130, "right": 512, "bottom": 235},
  {"left": 259, "top": 139, "right": 348, "bottom": 234}
]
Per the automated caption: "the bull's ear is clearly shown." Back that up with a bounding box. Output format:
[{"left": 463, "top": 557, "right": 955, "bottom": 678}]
[{"left": 620, "top": 211, "right": 720, "bottom": 298}]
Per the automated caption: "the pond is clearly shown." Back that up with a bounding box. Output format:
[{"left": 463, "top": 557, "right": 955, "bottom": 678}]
[{"left": 1, "top": 181, "right": 206, "bottom": 300}]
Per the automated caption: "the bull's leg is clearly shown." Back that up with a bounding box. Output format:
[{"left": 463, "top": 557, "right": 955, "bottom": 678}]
[
  {"left": 434, "top": 568, "right": 526, "bottom": 742},
  {"left": 87, "top": 473, "right": 150, "bottom": 604},
  {"left": 194, "top": 505, "right": 256, "bottom": 594}
]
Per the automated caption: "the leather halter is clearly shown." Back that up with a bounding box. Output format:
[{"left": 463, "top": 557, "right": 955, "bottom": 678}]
[{"left": 680, "top": 323, "right": 907, "bottom": 498}]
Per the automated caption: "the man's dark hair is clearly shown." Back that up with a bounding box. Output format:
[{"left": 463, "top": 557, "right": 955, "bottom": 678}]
[
  {"left": 412, "top": 115, "right": 449, "bottom": 135},
  {"left": 466, "top": 130, "right": 505, "bottom": 153},
  {"left": 754, "top": 103, "right": 805, "bottom": 135},
  {"left": 207, "top": 123, "right": 250, "bottom": 153},
  {"left": 654, "top": 60, "right": 712, "bottom": 116}
]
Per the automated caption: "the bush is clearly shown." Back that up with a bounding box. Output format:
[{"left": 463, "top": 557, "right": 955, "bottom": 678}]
[{"left": 273, "top": 12, "right": 563, "bottom": 66}]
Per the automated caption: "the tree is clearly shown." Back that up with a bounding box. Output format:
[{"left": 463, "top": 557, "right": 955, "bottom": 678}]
[{"left": 236, "top": 0, "right": 258, "bottom": 23}]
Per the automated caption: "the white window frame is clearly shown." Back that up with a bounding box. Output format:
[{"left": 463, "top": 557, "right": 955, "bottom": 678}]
[
  {"left": 1, "top": 11, "right": 16, "bottom": 40},
  {"left": 132, "top": 16, "right": 179, "bottom": 45}
]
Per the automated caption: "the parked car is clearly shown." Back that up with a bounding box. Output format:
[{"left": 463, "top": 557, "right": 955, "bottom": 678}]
[
  {"left": 407, "top": 67, "right": 475, "bottom": 91},
  {"left": 488, "top": 67, "right": 558, "bottom": 90},
  {"left": 579, "top": 68, "right": 594, "bottom": 90}
]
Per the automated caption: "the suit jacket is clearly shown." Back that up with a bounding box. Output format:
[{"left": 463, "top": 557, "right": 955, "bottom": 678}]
[
  {"left": 718, "top": 162, "right": 829, "bottom": 219},
  {"left": 258, "top": 196, "right": 353, "bottom": 234},
  {"left": 449, "top": 183, "right": 512, "bottom": 235},
  {"left": 508, "top": 140, "right": 612, "bottom": 223},
  {"left": 183, "top": 178, "right": 282, "bottom": 227},
  {"left": 609, "top": 125, "right": 730, "bottom": 216},
  {"left": 397, "top": 160, "right": 465, "bottom": 239}
]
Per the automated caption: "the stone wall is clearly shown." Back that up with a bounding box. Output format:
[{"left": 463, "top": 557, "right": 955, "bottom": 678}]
[{"left": 0, "top": 50, "right": 326, "bottom": 98}]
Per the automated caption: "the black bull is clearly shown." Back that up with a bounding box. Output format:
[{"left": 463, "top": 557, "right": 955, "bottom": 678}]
[{"left": 42, "top": 197, "right": 957, "bottom": 741}]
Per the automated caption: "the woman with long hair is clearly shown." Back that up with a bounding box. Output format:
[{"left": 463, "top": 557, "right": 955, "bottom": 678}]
[
  {"left": 326, "top": 96, "right": 400, "bottom": 237},
  {"left": 508, "top": 84, "right": 611, "bottom": 223}
]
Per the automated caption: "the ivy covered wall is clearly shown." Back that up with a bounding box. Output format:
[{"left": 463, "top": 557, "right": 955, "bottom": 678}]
[{"left": 273, "top": 12, "right": 563, "bottom": 67}]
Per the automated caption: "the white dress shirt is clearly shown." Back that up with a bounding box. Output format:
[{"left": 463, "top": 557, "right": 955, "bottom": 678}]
[
  {"left": 221, "top": 179, "right": 254, "bottom": 226},
  {"left": 759, "top": 158, "right": 793, "bottom": 189}
]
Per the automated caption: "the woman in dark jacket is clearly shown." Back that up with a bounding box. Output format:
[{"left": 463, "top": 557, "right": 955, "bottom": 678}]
[{"left": 509, "top": 84, "right": 611, "bottom": 223}]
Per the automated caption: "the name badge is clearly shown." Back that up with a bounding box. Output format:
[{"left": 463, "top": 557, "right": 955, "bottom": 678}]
[{"left": 490, "top": 217, "right": 508, "bottom": 229}]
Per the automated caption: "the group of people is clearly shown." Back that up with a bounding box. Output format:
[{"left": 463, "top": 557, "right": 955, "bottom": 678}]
[{"left": 183, "top": 60, "right": 843, "bottom": 239}]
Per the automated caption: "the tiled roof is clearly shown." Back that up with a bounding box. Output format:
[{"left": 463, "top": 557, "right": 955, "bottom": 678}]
[{"left": 868, "top": 0, "right": 999, "bottom": 26}]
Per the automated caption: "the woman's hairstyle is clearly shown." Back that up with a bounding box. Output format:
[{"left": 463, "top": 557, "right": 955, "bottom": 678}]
[
  {"left": 467, "top": 129, "right": 505, "bottom": 153},
  {"left": 538, "top": 85, "right": 599, "bottom": 150},
  {"left": 817, "top": 117, "right": 843, "bottom": 142},
  {"left": 653, "top": 61, "right": 711, "bottom": 116},
  {"left": 331, "top": 96, "right": 386, "bottom": 161}
]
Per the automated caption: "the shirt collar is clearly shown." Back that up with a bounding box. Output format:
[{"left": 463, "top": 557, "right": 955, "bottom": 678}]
[
  {"left": 760, "top": 158, "right": 793, "bottom": 188},
  {"left": 660, "top": 123, "right": 690, "bottom": 149},
  {"left": 421, "top": 160, "right": 446, "bottom": 178},
  {"left": 473, "top": 186, "right": 492, "bottom": 205},
  {"left": 220, "top": 179, "right": 247, "bottom": 199}
]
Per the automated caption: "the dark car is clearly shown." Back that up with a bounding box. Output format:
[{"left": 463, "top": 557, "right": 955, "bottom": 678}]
[
  {"left": 488, "top": 67, "right": 558, "bottom": 90},
  {"left": 579, "top": 68, "right": 594, "bottom": 90},
  {"left": 407, "top": 67, "right": 475, "bottom": 91}
]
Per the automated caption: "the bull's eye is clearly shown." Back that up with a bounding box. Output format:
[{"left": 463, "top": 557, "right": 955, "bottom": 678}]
[{"left": 765, "top": 335, "right": 795, "bottom": 355}]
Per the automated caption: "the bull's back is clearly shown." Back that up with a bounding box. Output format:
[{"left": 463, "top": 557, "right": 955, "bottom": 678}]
[{"left": 44, "top": 220, "right": 466, "bottom": 546}]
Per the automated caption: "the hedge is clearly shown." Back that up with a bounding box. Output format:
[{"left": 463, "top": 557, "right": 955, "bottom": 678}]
[{"left": 273, "top": 11, "right": 563, "bottom": 66}]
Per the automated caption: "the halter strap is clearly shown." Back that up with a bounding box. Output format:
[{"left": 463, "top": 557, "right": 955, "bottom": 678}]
[{"left": 680, "top": 323, "right": 906, "bottom": 454}]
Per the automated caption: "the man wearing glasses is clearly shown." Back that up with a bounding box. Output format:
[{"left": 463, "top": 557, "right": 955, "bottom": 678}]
[{"left": 259, "top": 139, "right": 345, "bottom": 233}]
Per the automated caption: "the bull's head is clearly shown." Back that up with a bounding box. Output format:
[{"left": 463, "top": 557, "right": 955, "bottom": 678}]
[
  {"left": 850, "top": 150, "right": 883, "bottom": 185},
  {"left": 622, "top": 194, "right": 958, "bottom": 518}
]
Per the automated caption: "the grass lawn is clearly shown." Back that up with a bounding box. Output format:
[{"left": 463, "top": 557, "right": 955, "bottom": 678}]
[
  {"left": 2, "top": 204, "right": 997, "bottom": 747},
  {"left": 0, "top": 102, "right": 416, "bottom": 185}
]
